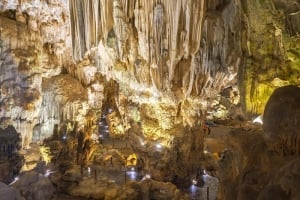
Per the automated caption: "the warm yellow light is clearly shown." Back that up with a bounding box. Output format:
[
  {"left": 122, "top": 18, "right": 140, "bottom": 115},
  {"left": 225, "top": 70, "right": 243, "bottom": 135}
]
[{"left": 39, "top": 146, "right": 52, "bottom": 164}]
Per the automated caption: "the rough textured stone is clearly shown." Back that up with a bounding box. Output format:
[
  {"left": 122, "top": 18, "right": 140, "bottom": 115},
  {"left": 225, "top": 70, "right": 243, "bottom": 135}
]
[
  {"left": 263, "top": 85, "right": 300, "bottom": 155},
  {"left": 0, "top": 182, "right": 24, "bottom": 200},
  {"left": 0, "top": 126, "right": 23, "bottom": 183},
  {"left": 263, "top": 85, "right": 300, "bottom": 138}
]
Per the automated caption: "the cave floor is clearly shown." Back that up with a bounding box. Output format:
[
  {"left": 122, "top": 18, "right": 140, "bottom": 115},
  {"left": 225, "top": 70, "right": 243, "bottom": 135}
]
[{"left": 18, "top": 121, "right": 238, "bottom": 200}]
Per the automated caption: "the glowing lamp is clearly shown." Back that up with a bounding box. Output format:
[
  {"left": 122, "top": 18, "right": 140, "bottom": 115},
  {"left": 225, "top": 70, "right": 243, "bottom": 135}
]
[
  {"left": 192, "top": 179, "right": 198, "bottom": 185},
  {"left": 252, "top": 115, "right": 263, "bottom": 124}
]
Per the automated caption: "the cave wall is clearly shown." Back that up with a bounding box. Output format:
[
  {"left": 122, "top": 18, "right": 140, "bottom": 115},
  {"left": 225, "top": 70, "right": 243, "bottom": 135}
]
[
  {"left": 0, "top": 0, "right": 103, "bottom": 147},
  {"left": 0, "top": 1, "right": 70, "bottom": 147},
  {"left": 239, "top": 0, "right": 300, "bottom": 116}
]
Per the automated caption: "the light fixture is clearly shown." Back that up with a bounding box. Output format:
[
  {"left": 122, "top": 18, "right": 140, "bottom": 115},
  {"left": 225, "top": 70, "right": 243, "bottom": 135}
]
[
  {"left": 142, "top": 174, "right": 151, "bottom": 180},
  {"left": 9, "top": 176, "right": 19, "bottom": 185},
  {"left": 252, "top": 115, "right": 263, "bottom": 124},
  {"left": 192, "top": 179, "right": 198, "bottom": 185},
  {"left": 44, "top": 169, "right": 56, "bottom": 177}
]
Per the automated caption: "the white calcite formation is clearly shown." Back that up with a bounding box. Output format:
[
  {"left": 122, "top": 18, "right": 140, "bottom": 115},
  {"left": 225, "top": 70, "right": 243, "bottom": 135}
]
[
  {"left": 0, "top": 0, "right": 72, "bottom": 148},
  {"left": 69, "top": 0, "right": 240, "bottom": 104},
  {"left": 0, "top": 0, "right": 104, "bottom": 147}
]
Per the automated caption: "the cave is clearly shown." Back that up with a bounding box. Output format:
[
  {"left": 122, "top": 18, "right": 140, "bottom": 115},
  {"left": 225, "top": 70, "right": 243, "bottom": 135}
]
[{"left": 0, "top": 0, "right": 299, "bottom": 200}]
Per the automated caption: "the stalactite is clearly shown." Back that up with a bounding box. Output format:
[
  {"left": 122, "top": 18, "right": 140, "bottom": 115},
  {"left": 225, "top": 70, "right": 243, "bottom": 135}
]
[
  {"left": 189, "top": 0, "right": 205, "bottom": 55},
  {"left": 68, "top": 0, "right": 240, "bottom": 102},
  {"left": 113, "top": 0, "right": 129, "bottom": 60},
  {"left": 186, "top": 55, "right": 196, "bottom": 97},
  {"left": 69, "top": 0, "right": 103, "bottom": 61},
  {"left": 166, "top": 0, "right": 181, "bottom": 83},
  {"left": 100, "top": 0, "right": 114, "bottom": 42},
  {"left": 69, "top": 0, "right": 85, "bottom": 61},
  {"left": 153, "top": 3, "right": 164, "bottom": 65}
]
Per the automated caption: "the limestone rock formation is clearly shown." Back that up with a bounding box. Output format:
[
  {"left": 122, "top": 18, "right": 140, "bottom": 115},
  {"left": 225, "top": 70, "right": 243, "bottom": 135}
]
[
  {"left": 240, "top": 0, "right": 300, "bottom": 115},
  {"left": 263, "top": 85, "right": 300, "bottom": 155},
  {"left": 0, "top": 0, "right": 300, "bottom": 199},
  {"left": 0, "top": 0, "right": 72, "bottom": 148},
  {"left": 215, "top": 86, "right": 300, "bottom": 199},
  {"left": 12, "top": 171, "right": 55, "bottom": 200},
  {"left": 0, "top": 126, "right": 23, "bottom": 183},
  {"left": 0, "top": 182, "right": 24, "bottom": 200},
  {"left": 69, "top": 0, "right": 240, "bottom": 104}
]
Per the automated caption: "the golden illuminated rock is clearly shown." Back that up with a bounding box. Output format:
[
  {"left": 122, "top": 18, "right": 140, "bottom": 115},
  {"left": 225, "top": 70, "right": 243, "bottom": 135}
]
[{"left": 0, "top": 0, "right": 299, "bottom": 199}]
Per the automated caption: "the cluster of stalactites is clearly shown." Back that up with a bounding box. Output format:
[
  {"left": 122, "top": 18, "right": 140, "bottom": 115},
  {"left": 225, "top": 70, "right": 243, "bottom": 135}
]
[
  {"left": 69, "top": 0, "right": 205, "bottom": 67},
  {"left": 69, "top": 0, "right": 111, "bottom": 61},
  {"left": 69, "top": 0, "right": 240, "bottom": 99}
]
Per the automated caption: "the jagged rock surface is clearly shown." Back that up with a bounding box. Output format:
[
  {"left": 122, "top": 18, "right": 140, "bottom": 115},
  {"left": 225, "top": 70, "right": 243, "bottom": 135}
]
[
  {"left": 240, "top": 0, "right": 300, "bottom": 115},
  {"left": 0, "top": 0, "right": 104, "bottom": 147},
  {"left": 0, "top": 126, "right": 23, "bottom": 183},
  {"left": 0, "top": 0, "right": 72, "bottom": 147}
]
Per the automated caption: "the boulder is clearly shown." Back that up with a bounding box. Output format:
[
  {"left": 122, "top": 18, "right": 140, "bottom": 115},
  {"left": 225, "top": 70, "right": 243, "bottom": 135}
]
[
  {"left": 263, "top": 85, "right": 300, "bottom": 155},
  {"left": 263, "top": 85, "right": 300, "bottom": 137}
]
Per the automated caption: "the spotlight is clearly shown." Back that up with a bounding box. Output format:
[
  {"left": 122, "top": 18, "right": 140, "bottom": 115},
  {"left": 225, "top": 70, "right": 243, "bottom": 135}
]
[
  {"left": 142, "top": 174, "right": 151, "bottom": 180},
  {"left": 252, "top": 115, "right": 263, "bottom": 124},
  {"left": 192, "top": 179, "right": 198, "bottom": 185},
  {"left": 44, "top": 169, "right": 56, "bottom": 177},
  {"left": 190, "top": 184, "right": 197, "bottom": 193},
  {"left": 131, "top": 167, "right": 135, "bottom": 171},
  {"left": 126, "top": 171, "right": 137, "bottom": 180},
  {"left": 9, "top": 176, "right": 19, "bottom": 185},
  {"left": 156, "top": 144, "right": 162, "bottom": 149}
]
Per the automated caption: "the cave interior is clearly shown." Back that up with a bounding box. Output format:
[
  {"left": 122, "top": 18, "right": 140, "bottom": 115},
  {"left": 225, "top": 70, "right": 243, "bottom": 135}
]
[{"left": 0, "top": 0, "right": 299, "bottom": 200}]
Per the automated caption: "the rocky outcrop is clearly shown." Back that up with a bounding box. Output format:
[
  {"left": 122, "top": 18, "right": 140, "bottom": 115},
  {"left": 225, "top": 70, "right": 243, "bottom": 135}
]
[
  {"left": 0, "top": 0, "right": 105, "bottom": 147},
  {"left": 240, "top": 0, "right": 300, "bottom": 115},
  {"left": 12, "top": 171, "right": 55, "bottom": 200},
  {"left": 0, "top": 182, "right": 24, "bottom": 200},
  {"left": 263, "top": 85, "right": 300, "bottom": 155},
  {"left": 216, "top": 86, "right": 300, "bottom": 199},
  {"left": 0, "top": 0, "right": 73, "bottom": 147},
  {"left": 216, "top": 126, "right": 299, "bottom": 200},
  {"left": 0, "top": 126, "right": 23, "bottom": 183}
]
